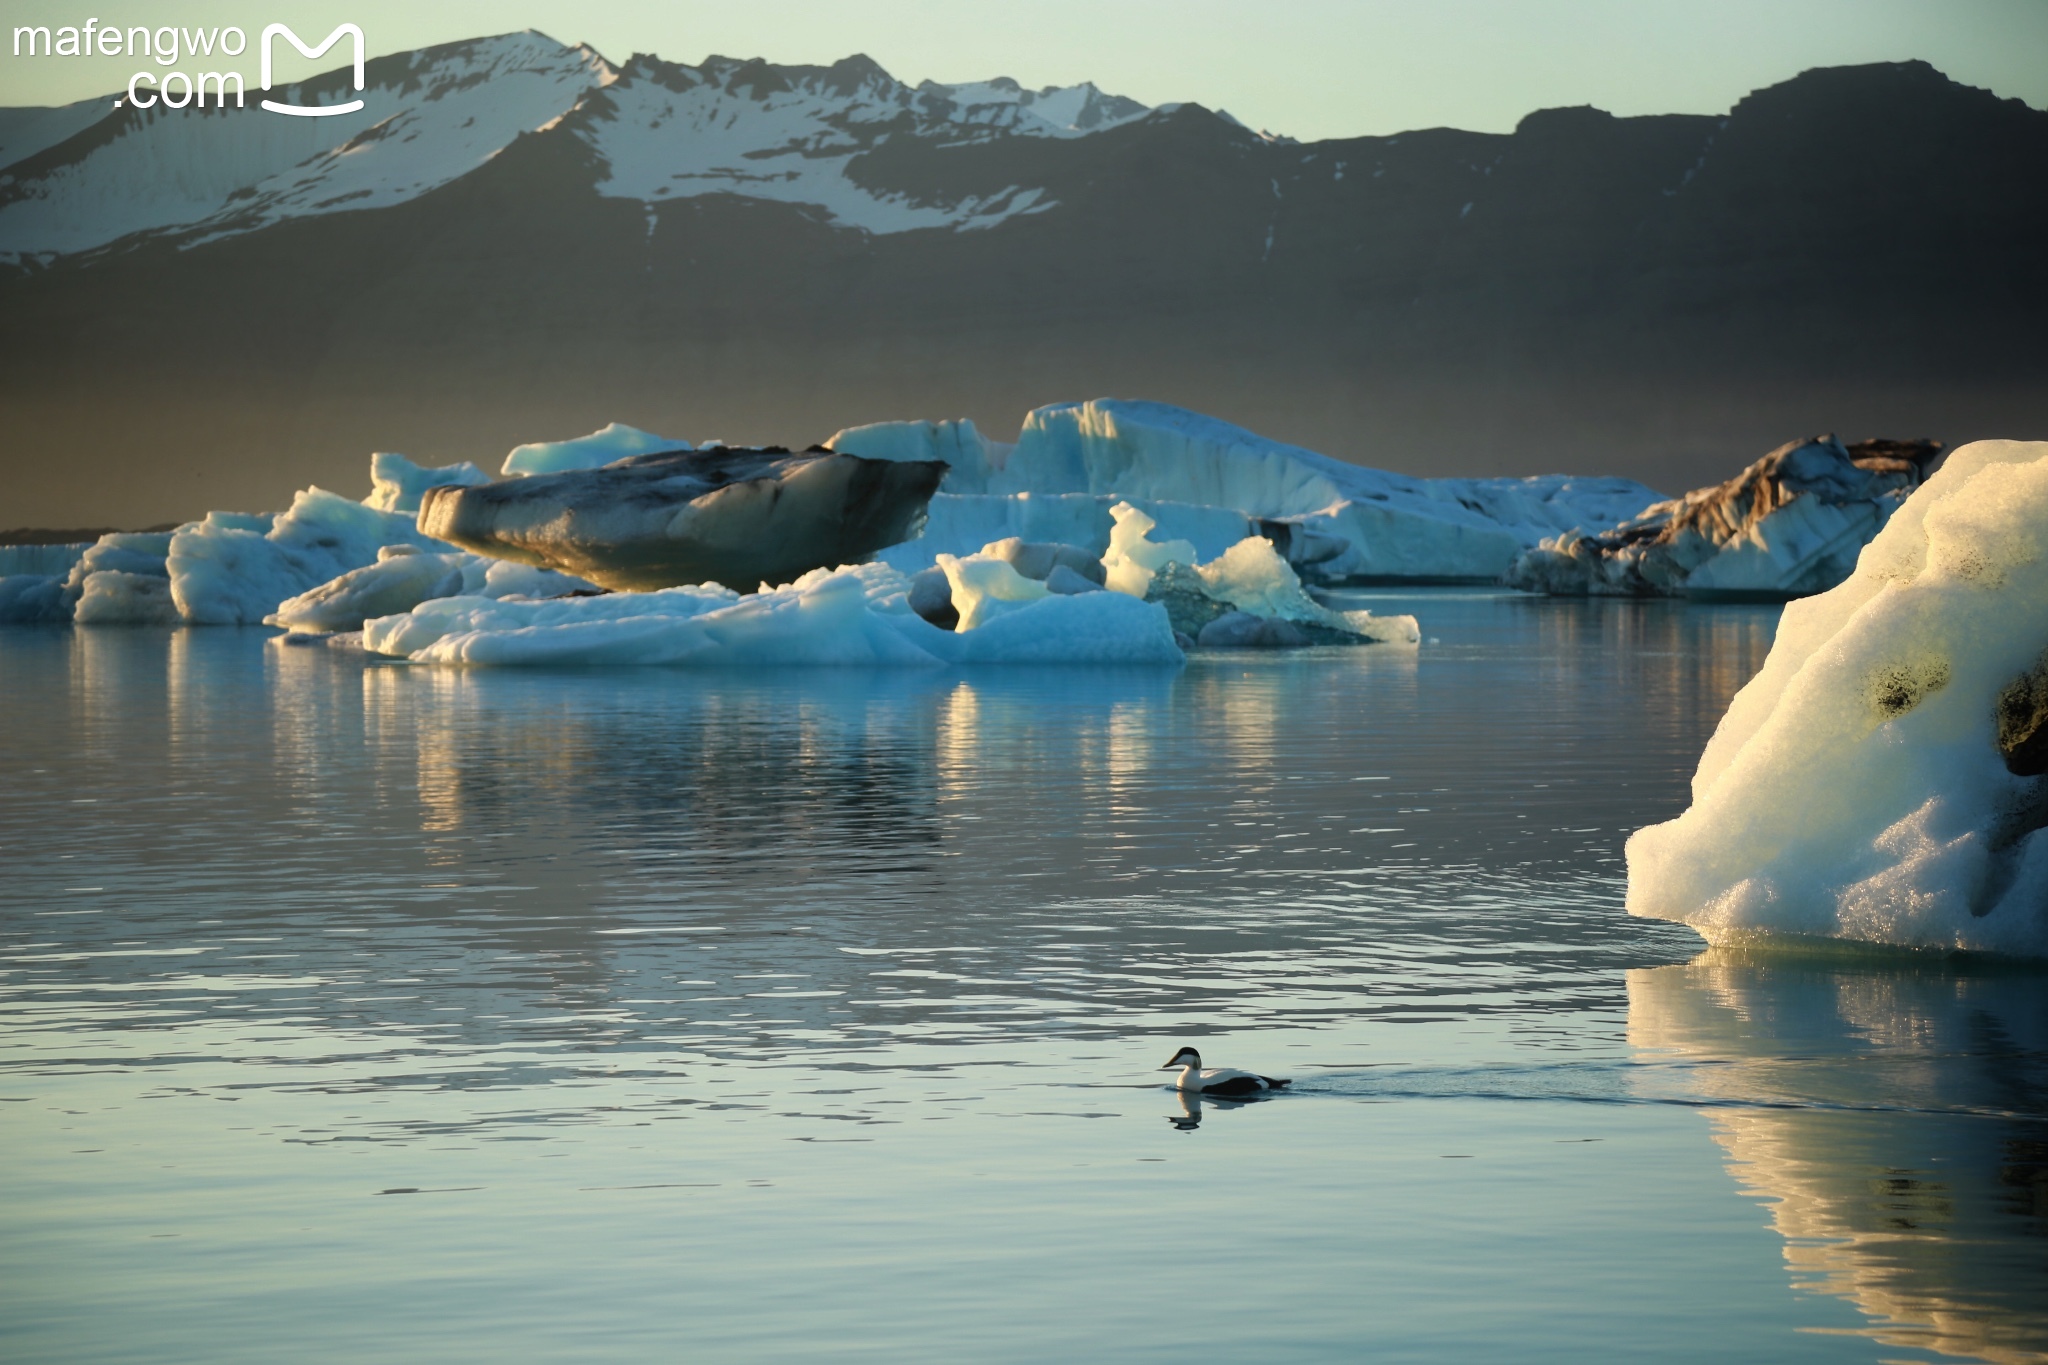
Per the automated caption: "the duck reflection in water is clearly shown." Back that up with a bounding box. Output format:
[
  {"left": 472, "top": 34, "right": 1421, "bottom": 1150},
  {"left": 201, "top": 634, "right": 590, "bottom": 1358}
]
[{"left": 1166, "top": 1088, "right": 1287, "bottom": 1132}]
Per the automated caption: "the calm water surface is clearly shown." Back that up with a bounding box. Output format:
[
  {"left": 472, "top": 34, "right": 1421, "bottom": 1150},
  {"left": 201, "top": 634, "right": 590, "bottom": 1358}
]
[{"left": 2, "top": 591, "right": 2043, "bottom": 1363}]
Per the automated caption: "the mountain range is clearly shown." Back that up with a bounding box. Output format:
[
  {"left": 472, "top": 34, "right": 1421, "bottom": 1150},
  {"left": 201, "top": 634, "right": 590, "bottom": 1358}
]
[{"left": 1, "top": 32, "right": 2044, "bottom": 527}]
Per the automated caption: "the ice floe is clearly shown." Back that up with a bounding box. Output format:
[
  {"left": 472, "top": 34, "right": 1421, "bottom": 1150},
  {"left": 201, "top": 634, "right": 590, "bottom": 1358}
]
[
  {"left": 359, "top": 561, "right": 1186, "bottom": 668},
  {"left": 1508, "top": 436, "right": 1944, "bottom": 599},
  {"left": 1626, "top": 440, "right": 2048, "bottom": 955}
]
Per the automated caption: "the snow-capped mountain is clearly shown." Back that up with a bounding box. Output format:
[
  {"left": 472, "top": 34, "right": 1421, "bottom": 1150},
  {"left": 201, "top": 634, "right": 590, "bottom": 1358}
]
[{"left": 0, "top": 32, "right": 1159, "bottom": 258}]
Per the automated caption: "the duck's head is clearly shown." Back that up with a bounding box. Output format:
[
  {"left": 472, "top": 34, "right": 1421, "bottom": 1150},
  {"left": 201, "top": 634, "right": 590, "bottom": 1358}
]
[{"left": 1161, "top": 1046, "right": 1202, "bottom": 1070}]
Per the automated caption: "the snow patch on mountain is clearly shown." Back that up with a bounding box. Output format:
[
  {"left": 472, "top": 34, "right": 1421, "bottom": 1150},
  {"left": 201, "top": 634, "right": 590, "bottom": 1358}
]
[
  {"left": 0, "top": 32, "right": 610, "bottom": 260},
  {"left": 576, "top": 54, "right": 1146, "bottom": 233}
]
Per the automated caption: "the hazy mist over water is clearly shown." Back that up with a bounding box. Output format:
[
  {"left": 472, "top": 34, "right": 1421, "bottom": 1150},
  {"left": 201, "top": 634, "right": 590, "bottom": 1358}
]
[{"left": 3, "top": 592, "right": 2044, "bottom": 1362}]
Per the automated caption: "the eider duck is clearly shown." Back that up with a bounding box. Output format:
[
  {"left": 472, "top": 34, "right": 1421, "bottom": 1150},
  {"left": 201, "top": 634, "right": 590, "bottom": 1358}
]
[{"left": 1160, "top": 1045, "right": 1289, "bottom": 1095}]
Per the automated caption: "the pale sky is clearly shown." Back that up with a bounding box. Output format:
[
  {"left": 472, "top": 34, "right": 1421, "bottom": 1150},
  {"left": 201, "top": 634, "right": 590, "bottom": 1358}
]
[{"left": 4, "top": 0, "right": 2045, "bottom": 140}]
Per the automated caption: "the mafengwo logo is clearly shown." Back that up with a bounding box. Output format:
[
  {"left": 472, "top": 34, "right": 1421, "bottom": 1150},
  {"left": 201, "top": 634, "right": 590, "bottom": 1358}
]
[{"left": 10, "top": 20, "right": 365, "bottom": 115}]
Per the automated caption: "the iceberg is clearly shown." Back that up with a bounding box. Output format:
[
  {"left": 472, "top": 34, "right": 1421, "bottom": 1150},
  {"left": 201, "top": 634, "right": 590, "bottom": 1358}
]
[
  {"left": 835, "top": 400, "right": 1663, "bottom": 582},
  {"left": 418, "top": 447, "right": 948, "bottom": 593},
  {"left": 360, "top": 561, "right": 1186, "bottom": 668},
  {"left": 500, "top": 423, "right": 683, "bottom": 478},
  {"left": 1626, "top": 440, "right": 2048, "bottom": 955},
  {"left": 1507, "top": 436, "right": 1943, "bottom": 599}
]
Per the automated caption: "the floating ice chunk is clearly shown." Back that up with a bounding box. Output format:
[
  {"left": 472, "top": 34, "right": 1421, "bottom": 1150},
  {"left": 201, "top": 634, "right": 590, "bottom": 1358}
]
[
  {"left": 63, "top": 531, "right": 179, "bottom": 591},
  {"left": 359, "top": 562, "right": 1183, "bottom": 668},
  {"left": 501, "top": 423, "right": 682, "bottom": 477},
  {"left": 267, "top": 550, "right": 470, "bottom": 633},
  {"left": 936, "top": 551, "right": 1050, "bottom": 631},
  {"left": 267, "top": 548, "right": 599, "bottom": 633},
  {"left": 1103, "top": 502, "right": 1198, "bottom": 597},
  {"left": 169, "top": 489, "right": 444, "bottom": 626},
  {"left": 53, "top": 530, "right": 183, "bottom": 624},
  {"left": 1626, "top": 440, "right": 2048, "bottom": 955},
  {"left": 74, "top": 570, "right": 179, "bottom": 625},
  {"left": 364, "top": 453, "right": 492, "bottom": 513},
  {"left": 1196, "top": 536, "right": 1322, "bottom": 620},
  {"left": 1101, "top": 506, "right": 1419, "bottom": 647}
]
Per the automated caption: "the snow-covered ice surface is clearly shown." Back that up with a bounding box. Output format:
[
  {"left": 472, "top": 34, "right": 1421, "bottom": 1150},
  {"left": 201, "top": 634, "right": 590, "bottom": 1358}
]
[
  {"left": 0, "top": 33, "right": 612, "bottom": 261},
  {"left": 838, "top": 400, "right": 1665, "bottom": 581},
  {"left": 1626, "top": 440, "right": 2048, "bottom": 955},
  {"left": 1508, "top": 436, "right": 1941, "bottom": 599}
]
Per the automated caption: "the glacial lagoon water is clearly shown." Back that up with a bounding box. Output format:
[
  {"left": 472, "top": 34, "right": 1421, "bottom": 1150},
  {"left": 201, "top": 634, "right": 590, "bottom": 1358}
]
[{"left": 2, "top": 591, "right": 2044, "bottom": 1363}]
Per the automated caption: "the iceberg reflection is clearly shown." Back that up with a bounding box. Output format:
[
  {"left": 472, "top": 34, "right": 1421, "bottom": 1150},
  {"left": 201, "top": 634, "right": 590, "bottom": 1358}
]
[{"left": 1628, "top": 949, "right": 2048, "bottom": 1364}]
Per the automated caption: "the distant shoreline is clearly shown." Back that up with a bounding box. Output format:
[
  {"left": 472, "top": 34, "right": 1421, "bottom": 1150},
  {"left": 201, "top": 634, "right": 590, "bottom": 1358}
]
[{"left": 0, "top": 525, "right": 179, "bottom": 546}]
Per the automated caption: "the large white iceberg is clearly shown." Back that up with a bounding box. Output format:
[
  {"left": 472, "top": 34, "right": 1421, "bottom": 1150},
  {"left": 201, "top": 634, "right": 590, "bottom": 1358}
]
[
  {"left": 1626, "top": 440, "right": 2048, "bottom": 955},
  {"left": 833, "top": 400, "right": 1664, "bottom": 581},
  {"left": 1508, "top": 436, "right": 1944, "bottom": 599}
]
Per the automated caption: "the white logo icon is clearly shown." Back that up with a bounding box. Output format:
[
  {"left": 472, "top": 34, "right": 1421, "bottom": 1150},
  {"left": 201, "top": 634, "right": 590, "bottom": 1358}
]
[{"left": 259, "top": 23, "right": 365, "bottom": 117}]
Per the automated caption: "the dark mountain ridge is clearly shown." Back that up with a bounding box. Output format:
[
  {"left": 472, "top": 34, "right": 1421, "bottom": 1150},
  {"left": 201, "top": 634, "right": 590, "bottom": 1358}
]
[{"left": 1, "top": 41, "right": 2042, "bottom": 527}]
